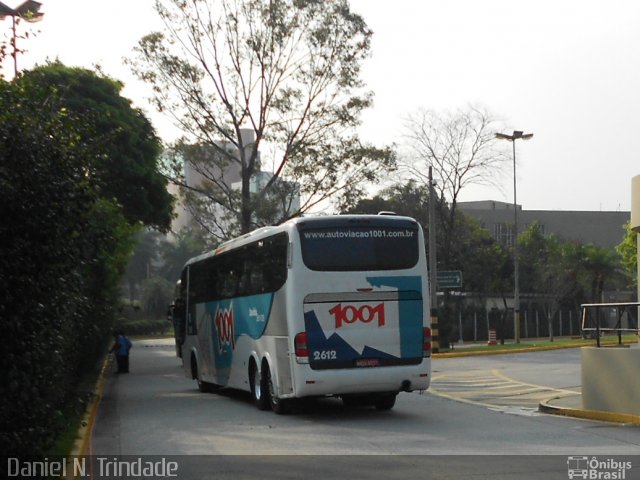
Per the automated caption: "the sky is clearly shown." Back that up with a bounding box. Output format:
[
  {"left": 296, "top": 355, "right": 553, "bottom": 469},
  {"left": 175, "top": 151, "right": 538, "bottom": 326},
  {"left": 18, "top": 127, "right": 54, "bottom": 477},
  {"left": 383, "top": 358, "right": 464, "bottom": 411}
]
[{"left": 3, "top": 0, "right": 639, "bottom": 213}]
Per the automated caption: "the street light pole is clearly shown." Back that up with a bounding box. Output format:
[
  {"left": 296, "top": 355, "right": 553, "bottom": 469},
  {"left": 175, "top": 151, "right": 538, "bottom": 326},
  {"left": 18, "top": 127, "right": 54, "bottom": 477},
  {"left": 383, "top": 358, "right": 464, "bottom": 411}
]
[
  {"left": 11, "top": 12, "right": 17, "bottom": 77},
  {"left": 495, "top": 130, "right": 533, "bottom": 344},
  {"left": 0, "top": 1, "right": 44, "bottom": 77}
]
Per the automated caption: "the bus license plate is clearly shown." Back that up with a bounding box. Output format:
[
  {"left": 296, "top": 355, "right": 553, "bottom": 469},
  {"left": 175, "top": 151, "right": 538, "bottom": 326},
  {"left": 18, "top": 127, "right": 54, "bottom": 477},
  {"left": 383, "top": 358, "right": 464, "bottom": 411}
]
[{"left": 356, "top": 358, "right": 380, "bottom": 367}]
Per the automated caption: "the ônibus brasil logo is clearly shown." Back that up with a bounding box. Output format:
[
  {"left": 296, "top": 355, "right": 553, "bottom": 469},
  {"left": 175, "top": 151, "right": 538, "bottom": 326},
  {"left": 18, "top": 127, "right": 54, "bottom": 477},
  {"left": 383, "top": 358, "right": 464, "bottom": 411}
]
[
  {"left": 215, "top": 305, "right": 234, "bottom": 350},
  {"left": 567, "top": 456, "right": 633, "bottom": 479},
  {"left": 329, "top": 303, "right": 386, "bottom": 329}
]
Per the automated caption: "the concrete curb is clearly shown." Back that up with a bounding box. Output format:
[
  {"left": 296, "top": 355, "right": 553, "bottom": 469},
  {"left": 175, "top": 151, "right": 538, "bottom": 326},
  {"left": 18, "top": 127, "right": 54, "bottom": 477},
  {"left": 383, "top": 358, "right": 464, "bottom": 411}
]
[
  {"left": 433, "top": 340, "right": 637, "bottom": 359},
  {"left": 539, "top": 396, "right": 640, "bottom": 426},
  {"left": 433, "top": 344, "right": 579, "bottom": 358}
]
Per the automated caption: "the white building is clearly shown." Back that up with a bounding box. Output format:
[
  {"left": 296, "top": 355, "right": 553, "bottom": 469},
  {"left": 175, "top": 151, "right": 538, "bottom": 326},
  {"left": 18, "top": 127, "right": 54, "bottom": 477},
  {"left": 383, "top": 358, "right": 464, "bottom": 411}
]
[{"left": 170, "top": 129, "right": 300, "bottom": 238}]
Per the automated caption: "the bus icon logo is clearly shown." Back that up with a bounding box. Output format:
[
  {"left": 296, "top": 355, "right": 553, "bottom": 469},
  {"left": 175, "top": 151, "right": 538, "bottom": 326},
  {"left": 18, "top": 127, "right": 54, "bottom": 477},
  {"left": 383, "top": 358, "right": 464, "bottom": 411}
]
[{"left": 567, "top": 456, "right": 589, "bottom": 479}]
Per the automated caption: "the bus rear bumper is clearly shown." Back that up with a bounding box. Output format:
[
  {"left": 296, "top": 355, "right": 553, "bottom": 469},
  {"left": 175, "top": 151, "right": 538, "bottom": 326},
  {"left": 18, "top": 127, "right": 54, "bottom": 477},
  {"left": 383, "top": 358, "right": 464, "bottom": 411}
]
[{"left": 290, "top": 365, "right": 430, "bottom": 398}]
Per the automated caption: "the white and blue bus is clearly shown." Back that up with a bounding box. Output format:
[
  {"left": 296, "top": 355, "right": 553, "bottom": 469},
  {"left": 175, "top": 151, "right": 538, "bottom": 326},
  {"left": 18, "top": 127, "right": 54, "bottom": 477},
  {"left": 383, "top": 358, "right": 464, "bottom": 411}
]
[{"left": 175, "top": 214, "right": 431, "bottom": 413}]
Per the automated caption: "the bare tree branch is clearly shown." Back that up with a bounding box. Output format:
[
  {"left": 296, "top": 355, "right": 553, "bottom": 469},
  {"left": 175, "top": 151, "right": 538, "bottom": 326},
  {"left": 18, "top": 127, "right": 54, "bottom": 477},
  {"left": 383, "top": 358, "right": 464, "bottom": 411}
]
[
  {"left": 129, "top": 0, "right": 394, "bottom": 240},
  {"left": 401, "top": 104, "right": 509, "bottom": 264}
]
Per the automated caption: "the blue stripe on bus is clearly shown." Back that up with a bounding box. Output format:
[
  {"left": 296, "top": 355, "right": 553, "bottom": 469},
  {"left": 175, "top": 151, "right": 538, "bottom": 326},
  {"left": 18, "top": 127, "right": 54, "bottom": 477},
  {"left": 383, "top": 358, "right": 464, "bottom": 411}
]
[
  {"left": 366, "top": 276, "right": 424, "bottom": 359},
  {"left": 205, "top": 293, "right": 274, "bottom": 385}
]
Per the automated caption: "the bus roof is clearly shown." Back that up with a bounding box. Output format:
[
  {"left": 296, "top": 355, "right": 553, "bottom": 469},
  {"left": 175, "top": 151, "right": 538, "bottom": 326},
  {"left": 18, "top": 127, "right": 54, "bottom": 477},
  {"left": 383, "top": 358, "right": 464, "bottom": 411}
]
[{"left": 183, "top": 214, "right": 420, "bottom": 267}]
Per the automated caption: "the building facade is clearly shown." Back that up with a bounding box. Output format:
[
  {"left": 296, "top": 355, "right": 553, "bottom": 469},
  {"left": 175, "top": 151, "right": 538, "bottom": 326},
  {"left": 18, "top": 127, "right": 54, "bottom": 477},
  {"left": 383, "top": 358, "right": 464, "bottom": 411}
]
[
  {"left": 170, "top": 129, "right": 300, "bottom": 238},
  {"left": 458, "top": 200, "right": 629, "bottom": 249}
]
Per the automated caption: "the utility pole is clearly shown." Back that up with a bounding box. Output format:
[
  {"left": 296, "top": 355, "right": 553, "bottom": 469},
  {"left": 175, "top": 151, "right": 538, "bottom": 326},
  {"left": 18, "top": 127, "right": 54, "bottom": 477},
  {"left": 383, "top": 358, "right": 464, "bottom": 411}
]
[{"left": 428, "top": 166, "right": 439, "bottom": 353}]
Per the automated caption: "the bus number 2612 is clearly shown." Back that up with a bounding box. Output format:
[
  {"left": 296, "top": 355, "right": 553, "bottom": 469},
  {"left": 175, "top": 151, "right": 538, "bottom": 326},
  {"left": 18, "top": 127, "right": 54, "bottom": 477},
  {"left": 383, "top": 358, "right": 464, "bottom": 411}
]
[{"left": 313, "top": 350, "right": 337, "bottom": 360}]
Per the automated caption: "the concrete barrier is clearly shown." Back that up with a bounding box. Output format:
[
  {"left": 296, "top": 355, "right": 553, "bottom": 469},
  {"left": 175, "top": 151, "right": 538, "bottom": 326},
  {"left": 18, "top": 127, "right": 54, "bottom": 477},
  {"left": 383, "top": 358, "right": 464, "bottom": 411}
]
[{"left": 581, "top": 347, "right": 640, "bottom": 416}]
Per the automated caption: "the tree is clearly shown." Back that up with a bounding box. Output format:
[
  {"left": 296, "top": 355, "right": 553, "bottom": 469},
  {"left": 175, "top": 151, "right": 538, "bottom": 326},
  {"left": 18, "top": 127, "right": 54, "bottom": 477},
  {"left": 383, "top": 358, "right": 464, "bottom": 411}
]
[
  {"left": 518, "top": 225, "right": 575, "bottom": 340},
  {"left": 129, "top": 0, "right": 394, "bottom": 239},
  {"left": 346, "top": 180, "right": 429, "bottom": 225},
  {"left": 517, "top": 224, "right": 628, "bottom": 339},
  {"left": 16, "top": 62, "right": 174, "bottom": 232},
  {"left": 1, "top": 62, "right": 176, "bottom": 456},
  {"left": 140, "top": 277, "right": 175, "bottom": 319},
  {"left": 159, "top": 229, "right": 206, "bottom": 282},
  {"left": 402, "top": 105, "right": 508, "bottom": 266},
  {"left": 124, "top": 230, "right": 165, "bottom": 303},
  {"left": 581, "top": 243, "right": 623, "bottom": 303},
  {"left": 453, "top": 213, "right": 511, "bottom": 296},
  {"left": 616, "top": 221, "right": 638, "bottom": 289}
]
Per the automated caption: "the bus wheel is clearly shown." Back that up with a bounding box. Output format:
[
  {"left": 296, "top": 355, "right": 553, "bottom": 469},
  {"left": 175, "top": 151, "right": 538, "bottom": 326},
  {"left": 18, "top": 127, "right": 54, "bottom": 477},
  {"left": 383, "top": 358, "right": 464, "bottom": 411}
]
[
  {"left": 374, "top": 393, "right": 397, "bottom": 411},
  {"left": 266, "top": 367, "right": 290, "bottom": 415},
  {"left": 191, "top": 355, "right": 204, "bottom": 392},
  {"left": 250, "top": 363, "right": 270, "bottom": 411},
  {"left": 192, "top": 354, "right": 218, "bottom": 393}
]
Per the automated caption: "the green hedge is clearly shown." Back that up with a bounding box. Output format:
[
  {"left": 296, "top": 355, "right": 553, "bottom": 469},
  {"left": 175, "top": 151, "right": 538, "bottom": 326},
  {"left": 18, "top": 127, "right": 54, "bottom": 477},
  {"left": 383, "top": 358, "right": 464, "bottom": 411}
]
[{"left": 0, "top": 80, "right": 136, "bottom": 457}]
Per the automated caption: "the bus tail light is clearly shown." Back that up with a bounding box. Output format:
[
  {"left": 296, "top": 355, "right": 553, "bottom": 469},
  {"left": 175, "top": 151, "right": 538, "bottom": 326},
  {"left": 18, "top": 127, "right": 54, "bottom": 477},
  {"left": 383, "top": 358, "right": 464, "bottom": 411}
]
[
  {"left": 423, "top": 327, "right": 432, "bottom": 358},
  {"left": 294, "top": 332, "right": 309, "bottom": 363}
]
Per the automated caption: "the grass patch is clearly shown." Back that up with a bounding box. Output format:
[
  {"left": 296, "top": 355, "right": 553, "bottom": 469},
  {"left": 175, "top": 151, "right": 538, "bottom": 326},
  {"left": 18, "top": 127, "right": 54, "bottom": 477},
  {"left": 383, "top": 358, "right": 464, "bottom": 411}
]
[
  {"left": 46, "top": 357, "right": 107, "bottom": 456},
  {"left": 47, "top": 411, "right": 85, "bottom": 455}
]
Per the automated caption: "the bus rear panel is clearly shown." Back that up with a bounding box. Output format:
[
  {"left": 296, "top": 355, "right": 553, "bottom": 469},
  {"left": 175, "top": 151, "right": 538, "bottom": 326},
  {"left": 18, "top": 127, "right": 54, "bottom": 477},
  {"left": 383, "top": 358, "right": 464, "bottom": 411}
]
[{"left": 289, "top": 216, "right": 431, "bottom": 400}]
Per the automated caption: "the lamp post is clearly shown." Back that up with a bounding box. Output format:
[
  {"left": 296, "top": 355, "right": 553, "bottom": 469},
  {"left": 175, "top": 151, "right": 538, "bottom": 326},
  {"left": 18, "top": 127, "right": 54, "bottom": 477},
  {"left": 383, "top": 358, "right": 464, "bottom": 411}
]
[
  {"left": 495, "top": 130, "right": 533, "bottom": 344},
  {"left": 0, "top": 1, "right": 44, "bottom": 77}
]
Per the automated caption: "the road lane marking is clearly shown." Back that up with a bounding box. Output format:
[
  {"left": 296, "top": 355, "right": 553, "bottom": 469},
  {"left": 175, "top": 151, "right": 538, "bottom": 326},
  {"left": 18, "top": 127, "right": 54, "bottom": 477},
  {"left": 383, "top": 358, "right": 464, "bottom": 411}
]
[{"left": 430, "top": 369, "right": 580, "bottom": 415}]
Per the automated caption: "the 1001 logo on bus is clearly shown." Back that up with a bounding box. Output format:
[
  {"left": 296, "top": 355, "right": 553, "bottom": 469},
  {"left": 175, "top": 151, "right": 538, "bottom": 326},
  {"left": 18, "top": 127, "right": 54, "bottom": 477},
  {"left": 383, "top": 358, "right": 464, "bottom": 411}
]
[
  {"left": 215, "top": 306, "right": 235, "bottom": 350},
  {"left": 330, "top": 303, "right": 386, "bottom": 328}
]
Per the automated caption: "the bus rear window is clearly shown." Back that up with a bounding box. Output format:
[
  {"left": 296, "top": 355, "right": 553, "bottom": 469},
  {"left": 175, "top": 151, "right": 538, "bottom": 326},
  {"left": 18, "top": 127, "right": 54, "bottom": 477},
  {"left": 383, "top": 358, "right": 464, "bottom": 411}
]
[{"left": 299, "top": 225, "right": 419, "bottom": 271}]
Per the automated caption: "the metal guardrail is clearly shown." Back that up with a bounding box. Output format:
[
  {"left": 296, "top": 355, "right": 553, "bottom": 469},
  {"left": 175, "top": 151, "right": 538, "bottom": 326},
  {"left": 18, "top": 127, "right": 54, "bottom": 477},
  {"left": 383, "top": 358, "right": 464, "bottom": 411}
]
[{"left": 580, "top": 302, "right": 640, "bottom": 347}]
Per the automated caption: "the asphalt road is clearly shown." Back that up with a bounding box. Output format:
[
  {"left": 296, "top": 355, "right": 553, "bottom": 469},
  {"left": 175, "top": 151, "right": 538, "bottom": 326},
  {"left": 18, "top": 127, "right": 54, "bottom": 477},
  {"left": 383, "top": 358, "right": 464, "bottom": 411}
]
[
  {"left": 89, "top": 339, "right": 640, "bottom": 479},
  {"left": 430, "top": 348, "right": 583, "bottom": 414}
]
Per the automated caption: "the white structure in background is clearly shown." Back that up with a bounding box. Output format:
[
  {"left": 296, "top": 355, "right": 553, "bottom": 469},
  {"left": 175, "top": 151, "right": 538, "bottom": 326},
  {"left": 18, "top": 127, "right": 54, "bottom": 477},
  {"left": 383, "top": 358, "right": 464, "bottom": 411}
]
[
  {"left": 171, "top": 128, "right": 300, "bottom": 237},
  {"left": 633, "top": 175, "right": 640, "bottom": 303},
  {"left": 580, "top": 175, "right": 639, "bottom": 418}
]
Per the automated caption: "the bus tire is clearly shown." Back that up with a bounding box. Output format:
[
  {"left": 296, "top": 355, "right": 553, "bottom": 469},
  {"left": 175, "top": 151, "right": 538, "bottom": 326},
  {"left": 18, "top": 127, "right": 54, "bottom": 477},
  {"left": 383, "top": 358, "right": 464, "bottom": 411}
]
[
  {"left": 266, "top": 366, "right": 290, "bottom": 415},
  {"left": 192, "top": 353, "right": 218, "bottom": 393},
  {"left": 250, "top": 362, "right": 270, "bottom": 411},
  {"left": 374, "top": 393, "right": 397, "bottom": 411}
]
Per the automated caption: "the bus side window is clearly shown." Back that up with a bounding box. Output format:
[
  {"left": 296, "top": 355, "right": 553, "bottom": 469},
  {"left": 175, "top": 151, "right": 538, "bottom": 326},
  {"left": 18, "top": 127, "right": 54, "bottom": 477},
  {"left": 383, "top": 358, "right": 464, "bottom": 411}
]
[
  {"left": 264, "top": 234, "right": 287, "bottom": 291},
  {"left": 239, "top": 262, "right": 262, "bottom": 296},
  {"left": 216, "top": 256, "right": 239, "bottom": 299}
]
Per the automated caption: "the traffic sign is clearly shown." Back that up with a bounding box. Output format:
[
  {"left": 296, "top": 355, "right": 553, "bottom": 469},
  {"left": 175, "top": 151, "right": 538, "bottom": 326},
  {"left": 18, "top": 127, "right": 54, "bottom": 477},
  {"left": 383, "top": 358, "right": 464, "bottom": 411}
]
[{"left": 436, "top": 270, "right": 462, "bottom": 289}]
